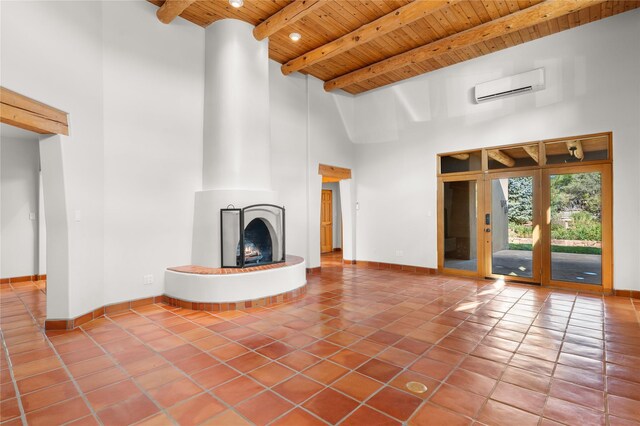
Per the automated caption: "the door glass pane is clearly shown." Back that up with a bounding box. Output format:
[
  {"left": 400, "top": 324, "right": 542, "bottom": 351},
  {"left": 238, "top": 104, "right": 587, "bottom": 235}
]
[
  {"left": 488, "top": 146, "right": 539, "bottom": 170},
  {"left": 440, "top": 151, "right": 482, "bottom": 174},
  {"left": 550, "top": 172, "right": 602, "bottom": 285},
  {"left": 443, "top": 181, "right": 477, "bottom": 271},
  {"left": 491, "top": 176, "right": 533, "bottom": 278}
]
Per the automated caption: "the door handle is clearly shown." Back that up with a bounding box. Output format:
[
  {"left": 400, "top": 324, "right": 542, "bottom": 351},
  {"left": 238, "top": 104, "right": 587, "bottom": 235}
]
[{"left": 485, "top": 228, "right": 491, "bottom": 233}]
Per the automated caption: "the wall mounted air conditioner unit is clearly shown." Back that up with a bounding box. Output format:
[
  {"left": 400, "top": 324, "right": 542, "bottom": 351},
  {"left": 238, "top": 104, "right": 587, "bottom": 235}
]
[{"left": 474, "top": 68, "right": 545, "bottom": 103}]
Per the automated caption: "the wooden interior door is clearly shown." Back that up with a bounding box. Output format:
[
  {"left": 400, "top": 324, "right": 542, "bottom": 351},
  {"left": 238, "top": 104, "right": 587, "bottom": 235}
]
[{"left": 321, "top": 190, "right": 333, "bottom": 253}]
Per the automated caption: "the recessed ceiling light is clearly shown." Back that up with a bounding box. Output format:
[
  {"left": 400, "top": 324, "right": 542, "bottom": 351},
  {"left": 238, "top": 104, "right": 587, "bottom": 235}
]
[
  {"left": 229, "top": 0, "right": 243, "bottom": 8},
  {"left": 289, "top": 32, "right": 302, "bottom": 42}
]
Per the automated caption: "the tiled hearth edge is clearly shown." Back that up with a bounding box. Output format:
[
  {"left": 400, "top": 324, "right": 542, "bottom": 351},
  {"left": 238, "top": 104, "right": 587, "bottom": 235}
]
[
  {"left": 0, "top": 274, "right": 46, "bottom": 284},
  {"left": 44, "top": 285, "right": 308, "bottom": 331},
  {"left": 163, "top": 284, "right": 307, "bottom": 311}
]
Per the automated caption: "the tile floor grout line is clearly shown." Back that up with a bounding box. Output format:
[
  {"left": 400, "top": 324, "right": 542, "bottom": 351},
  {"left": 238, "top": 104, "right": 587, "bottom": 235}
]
[
  {"left": 323, "top": 275, "right": 509, "bottom": 424},
  {"left": 99, "top": 308, "right": 266, "bottom": 424},
  {"left": 531, "top": 289, "right": 560, "bottom": 426},
  {"left": 77, "top": 320, "right": 181, "bottom": 425},
  {"left": 105, "top": 304, "right": 341, "bottom": 424},
  {"left": 552, "top": 294, "right": 609, "bottom": 422},
  {"left": 413, "top": 281, "right": 571, "bottom": 421},
  {"left": 2, "top": 265, "right": 638, "bottom": 425},
  {"left": 483, "top": 286, "right": 550, "bottom": 424},
  {"left": 186, "top": 277, "right": 448, "bottom": 424},
  {"left": 326, "top": 262, "right": 637, "bottom": 423},
  {"left": 0, "top": 329, "right": 28, "bottom": 425},
  {"left": 400, "top": 279, "right": 509, "bottom": 423},
  {"left": 184, "top": 305, "right": 353, "bottom": 425},
  {"left": 131, "top": 300, "right": 334, "bottom": 424},
  {"left": 212, "top": 311, "right": 361, "bottom": 425},
  {"left": 539, "top": 294, "right": 577, "bottom": 425},
  {"left": 7, "top": 281, "right": 102, "bottom": 425}
]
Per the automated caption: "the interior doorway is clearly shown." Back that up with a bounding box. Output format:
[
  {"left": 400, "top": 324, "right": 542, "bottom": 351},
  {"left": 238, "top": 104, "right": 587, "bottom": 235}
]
[
  {"left": 483, "top": 170, "right": 541, "bottom": 285},
  {"left": 437, "top": 133, "right": 613, "bottom": 293},
  {"left": 1, "top": 87, "right": 69, "bottom": 323},
  {"left": 318, "top": 164, "right": 351, "bottom": 267},
  {"left": 0, "top": 124, "right": 46, "bottom": 284}
]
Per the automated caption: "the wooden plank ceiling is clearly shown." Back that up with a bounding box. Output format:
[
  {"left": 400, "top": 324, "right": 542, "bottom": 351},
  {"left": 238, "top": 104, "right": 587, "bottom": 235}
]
[{"left": 149, "top": 0, "right": 640, "bottom": 94}]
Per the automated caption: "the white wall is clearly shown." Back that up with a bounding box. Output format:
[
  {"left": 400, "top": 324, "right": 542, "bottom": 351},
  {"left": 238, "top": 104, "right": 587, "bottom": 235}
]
[
  {"left": 353, "top": 9, "right": 640, "bottom": 290},
  {"left": 269, "top": 68, "right": 356, "bottom": 268},
  {"left": 0, "top": 0, "right": 356, "bottom": 318},
  {"left": 0, "top": 126, "right": 40, "bottom": 278},
  {"left": 1, "top": 1, "right": 205, "bottom": 317},
  {"left": 339, "top": 179, "right": 356, "bottom": 262},
  {"left": 3, "top": 1, "right": 637, "bottom": 315},
  {"left": 307, "top": 78, "right": 356, "bottom": 267},
  {"left": 38, "top": 171, "right": 46, "bottom": 275},
  {"left": 38, "top": 134, "right": 71, "bottom": 318},
  {"left": 270, "top": 63, "right": 309, "bottom": 261},
  {"left": 2, "top": 0, "right": 106, "bottom": 318},
  {"left": 102, "top": 1, "right": 204, "bottom": 305}
]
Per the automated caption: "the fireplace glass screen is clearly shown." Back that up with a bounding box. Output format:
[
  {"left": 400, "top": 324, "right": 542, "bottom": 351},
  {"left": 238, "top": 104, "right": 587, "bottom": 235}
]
[{"left": 221, "top": 204, "right": 285, "bottom": 268}]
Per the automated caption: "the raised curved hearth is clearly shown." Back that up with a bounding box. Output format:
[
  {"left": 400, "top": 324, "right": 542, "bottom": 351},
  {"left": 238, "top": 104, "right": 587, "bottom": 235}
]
[
  {"left": 164, "top": 255, "right": 306, "bottom": 312},
  {"left": 168, "top": 255, "right": 302, "bottom": 275}
]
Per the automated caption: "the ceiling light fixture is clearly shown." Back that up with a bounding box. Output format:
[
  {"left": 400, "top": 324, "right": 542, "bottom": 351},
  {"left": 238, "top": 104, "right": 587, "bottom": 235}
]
[
  {"left": 229, "top": 0, "right": 243, "bottom": 8},
  {"left": 289, "top": 32, "right": 302, "bottom": 42}
]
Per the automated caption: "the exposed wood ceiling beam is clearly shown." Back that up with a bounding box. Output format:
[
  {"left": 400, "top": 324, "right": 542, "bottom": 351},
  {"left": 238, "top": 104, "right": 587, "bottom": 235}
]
[
  {"left": 0, "top": 87, "right": 68, "bottom": 135},
  {"left": 449, "top": 153, "right": 470, "bottom": 161},
  {"left": 488, "top": 149, "right": 515, "bottom": 167},
  {"left": 318, "top": 163, "right": 352, "bottom": 180},
  {"left": 324, "top": 0, "right": 604, "bottom": 92},
  {"left": 282, "top": 0, "right": 457, "bottom": 76},
  {"left": 156, "top": 0, "right": 196, "bottom": 24},
  {"left": 253, "top": 0, "right": 322, "bottom": 41},
  {"left": 523, "top": 145, "right": 539, "bottom": 163},
  {"left": 566, "top": 140, "right": 584, "bottom": 159}
]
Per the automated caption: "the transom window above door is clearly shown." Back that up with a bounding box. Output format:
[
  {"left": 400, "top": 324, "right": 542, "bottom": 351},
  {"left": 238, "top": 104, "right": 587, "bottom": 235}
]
[
  {"left": 437, "top": 133, "right": 612, "bottom": 293},
  {"left": 438, "top": 133, "right": 611, "bottom": 175}
]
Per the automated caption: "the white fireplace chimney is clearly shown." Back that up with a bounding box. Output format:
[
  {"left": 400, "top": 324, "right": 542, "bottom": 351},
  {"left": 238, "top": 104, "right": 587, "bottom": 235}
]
[
  {"left": 191, "top": 19, "right": 277, "bottom": 267},
  {"left": 203, "top": 19, "right": 271, "bottom": 191}
]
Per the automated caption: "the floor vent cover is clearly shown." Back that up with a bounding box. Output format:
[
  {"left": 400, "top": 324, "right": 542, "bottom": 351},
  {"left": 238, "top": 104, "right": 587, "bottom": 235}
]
[{"left": 406, "top": 381, "right": 428, "bottom": 394}]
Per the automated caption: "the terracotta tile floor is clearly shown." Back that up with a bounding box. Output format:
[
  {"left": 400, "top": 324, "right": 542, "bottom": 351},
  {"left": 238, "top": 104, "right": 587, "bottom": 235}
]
[{"left": 2, "top": 254, "right": 640, "bottom": 425}]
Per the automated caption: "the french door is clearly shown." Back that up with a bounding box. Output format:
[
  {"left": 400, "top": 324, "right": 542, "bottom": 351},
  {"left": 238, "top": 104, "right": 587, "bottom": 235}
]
[
  {"left": 483, "top": 170, "right": 541, "bottom": 285},
  {"left": 438, "top": 164, "right": 612, "bottom": 291},
  {"left": 541, "top": 164, "right": 612, "bottom": 292},
  {"left": 438, "top": 174, "right": 484, "bottom": 277}
]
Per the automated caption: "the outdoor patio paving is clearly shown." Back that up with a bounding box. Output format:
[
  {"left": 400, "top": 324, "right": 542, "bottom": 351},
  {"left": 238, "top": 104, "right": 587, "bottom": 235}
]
[{"left": 445, "top": 250, "right": 601, "bottom": 285}]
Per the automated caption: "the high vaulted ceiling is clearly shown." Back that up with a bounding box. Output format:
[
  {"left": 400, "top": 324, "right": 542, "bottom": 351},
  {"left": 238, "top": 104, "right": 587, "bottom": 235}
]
[{"left": 149, "top": 0, "right": 640, "bottom": 94}]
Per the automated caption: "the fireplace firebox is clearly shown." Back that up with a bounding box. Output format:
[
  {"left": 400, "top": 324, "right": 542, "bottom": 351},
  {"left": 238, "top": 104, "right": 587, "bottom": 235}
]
[{"left": 220, "top": 204, "right": 285, "bottom": 268}]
